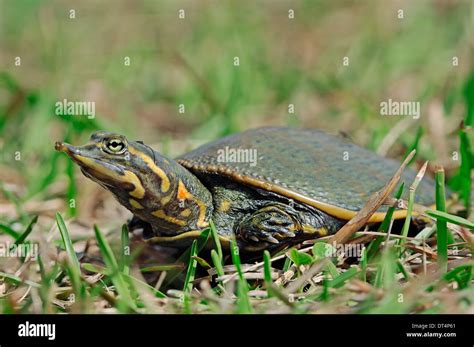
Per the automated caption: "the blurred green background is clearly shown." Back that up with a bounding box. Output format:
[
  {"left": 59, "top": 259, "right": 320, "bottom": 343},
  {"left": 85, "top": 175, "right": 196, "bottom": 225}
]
[{"left": 0, "top": 0, "right": 473, "bottom": 223}]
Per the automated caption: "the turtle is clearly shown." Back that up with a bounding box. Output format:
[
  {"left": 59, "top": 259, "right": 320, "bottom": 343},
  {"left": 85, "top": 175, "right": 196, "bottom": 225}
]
[{"left": 55, "top": 127, "right": 438, "bottom": 252}]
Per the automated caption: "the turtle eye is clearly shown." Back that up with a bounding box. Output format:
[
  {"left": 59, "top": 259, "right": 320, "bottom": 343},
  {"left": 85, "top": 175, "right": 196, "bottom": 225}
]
[{"left": 104, "top": 138, "right": 127, "bottom": 154}]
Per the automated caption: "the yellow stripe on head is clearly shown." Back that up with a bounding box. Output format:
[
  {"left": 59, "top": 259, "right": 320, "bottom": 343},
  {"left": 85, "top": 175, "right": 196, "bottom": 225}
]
[
  {"left": 129, "top": 199, "right": 144, "bottom": 209},
  {"left": 128, "top": 146, "right": 171, "bottom": 193},
  {"left": 75, "top": 154, "right": 145, "bottom": 199}
]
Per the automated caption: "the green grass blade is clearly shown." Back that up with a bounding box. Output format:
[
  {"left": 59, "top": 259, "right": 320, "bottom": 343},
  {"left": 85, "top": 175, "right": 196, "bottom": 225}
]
[
  {"left": 182, "top": 239, "right": 198, "bottom": 314},
  {"left": 10, "top": 215, "right": 38, "bottom": 255},
  {"left": 374, "top": 247, "right": 398, "bottom": 289},
  {"left": 230, "top": 239, "right": 252, "bottom": 313},
  {"left": 325, "top": 261, "right": 340, "bottom": 279},
  {"left": 404, "top": 126, "right": 423, "bottom": 165},
  {"left": 120, "top": 224, "right": 130, "bottom": 275},
  {"left": 282, "top": 256, "right": 292, "bottom": 272},
  {"left": 0, "top": 223, "right": 20, "bottom": 239},
  {"left": 14, "top": 215, "right": 38, "bottom": 244},
  {"left": 327, "top": 266, "right": 359, "bottom": 288},
  {"left": 94, "top": 225, "right": 136, "bottom": 311},
  {"left": 360, "top": 247, "right": 367, "bottom": 282},
  {"left": 399, "top": 162, "right": 428, "bottom": 253},
  {"left": 443, "top": 264, "right": 472, "bottom": 290},
  {"left": 426, "top": 209, "right": 474, "bottom": 229},
  {"left": 263, "top": 250, "right": 273, "bottom": 297},
  {"left": 183, "top": 240, "right": 198, "bottom": 293},
  {"left": 83, "top": 263, "right": 167, "bottom": 299},
  {"left": 0, "top": 271, "right": 41, "bottom": 288},
  {"left": 161, "top": 228, "right": 211, "bottom": 289},
  {"left": 124, "top": 273, "right": 166, "bottom": 299},
  {"left": 367, "top": 183, "right": 404, "bottom": 261},
  {"left": 211, "top": 249, "right": 225, "bottom": 282},
  {"left": 209, "top": 220, "right": 223, "bottom": 262},
  {"left": 82, "top": 263, "right": 106, "bottom": 273},
  {"left": 230, "top": 240, "right": 244, "bottom": 282},
  {"left": 396, "top": 260, "right": 410, "bottom": 281},
  {"left": 450, "top": 125, "right": 471, "bottom": 210},
  {"left": 435, "top": 167, "right": 449, "bottom": 272},
  {"left": 56, "top": 213, "right": 81, "bottom": 274}
]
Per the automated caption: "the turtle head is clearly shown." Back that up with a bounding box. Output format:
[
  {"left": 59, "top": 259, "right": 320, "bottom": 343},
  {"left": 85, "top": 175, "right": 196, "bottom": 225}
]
[{"left": 55, "top": 131, "right": 213, "bottom": 235}]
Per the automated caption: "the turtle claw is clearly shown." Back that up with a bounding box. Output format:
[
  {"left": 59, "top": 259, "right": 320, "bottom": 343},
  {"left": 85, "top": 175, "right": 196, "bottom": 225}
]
[
  {"left": 243, "top": 231, "right": 279, "bottom": 244},
  {"left": 264, "top": 235, "right": 279, "bottom": 244},
  {"left": 249, "top": 235, "right": 260, "bottom": 242}
]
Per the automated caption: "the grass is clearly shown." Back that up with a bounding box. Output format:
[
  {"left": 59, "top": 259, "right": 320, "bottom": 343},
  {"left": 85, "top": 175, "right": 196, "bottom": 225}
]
[
  {"left": 366, "top": 183, "right": 404, "bottom": 261},
  {"left": 230, "top": 239, "right": 253, "bottom": 313},
  {"left": 0, "top": 1, "right": 473, "bottom": 314},
  {"left": 11, "top": 215, "right": 37, "bottom": 249},
  {"left": 0, "top": 201, "right": 472, "bottom": 313},
  {"left": 56, "top": 212, "right": 83, "bottom": 300},
  {"left": 435, "top": 167, "right": 449, "bottom": 272},
  {"left": 262, "top": 250, "right": 273, "bottom": 297},
  {"left": 399, "top": 161, "right": 428, "bottom": 252},
  {"left": 0, "top": 144, "right": 472, "bottom": 313}
]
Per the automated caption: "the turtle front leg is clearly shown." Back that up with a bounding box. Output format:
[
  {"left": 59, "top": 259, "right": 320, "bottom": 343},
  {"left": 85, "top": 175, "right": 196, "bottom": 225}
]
[{"left": 236, "top": 205, "right": 301, "bottom": 244}]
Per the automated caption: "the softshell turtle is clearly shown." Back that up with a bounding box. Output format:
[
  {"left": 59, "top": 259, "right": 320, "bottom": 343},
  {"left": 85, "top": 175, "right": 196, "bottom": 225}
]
[{"left": 55, "top": 127, "right": 437, "bottom": 252}]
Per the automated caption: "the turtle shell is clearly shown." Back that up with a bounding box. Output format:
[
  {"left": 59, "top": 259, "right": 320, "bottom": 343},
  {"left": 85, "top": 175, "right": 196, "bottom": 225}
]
[{"left": 177, "top": 127, "right": 437, "bottom": 222}]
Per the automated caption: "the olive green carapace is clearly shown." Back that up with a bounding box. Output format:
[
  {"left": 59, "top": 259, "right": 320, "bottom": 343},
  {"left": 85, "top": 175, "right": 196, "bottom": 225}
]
[{"left": 177, "top": 127, "right": 436, "bottom": 213}]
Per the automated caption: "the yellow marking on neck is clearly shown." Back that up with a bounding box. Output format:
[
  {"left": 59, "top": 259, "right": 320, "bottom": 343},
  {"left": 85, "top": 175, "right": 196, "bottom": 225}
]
[
  {"left": 180, "top": 209, "right": 191, "bottom": 217},
  {"left": 218, "top": 200, "right": 232, "bottom": 213},
  {"left": 128, "top": 146, "right": 171, "bottom": 193},
  {"left": 152, "top": 210, "right": 187, "bottom": 226},
  {"left": 177, "top": 180, "right": 208, "bottom": 228},
  {"left": 75, "top": 155, "right": 145, "bottom": 199},
  {"left": 129, "top": 199, "right": 144, "bottom": 209}
]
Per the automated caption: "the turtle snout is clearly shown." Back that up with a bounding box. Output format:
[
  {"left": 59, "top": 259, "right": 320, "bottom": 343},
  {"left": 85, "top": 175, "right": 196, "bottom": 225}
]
[{"left": 55, "top": 141, "right": 79, "bottom": 157}]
